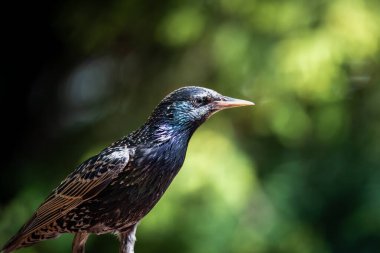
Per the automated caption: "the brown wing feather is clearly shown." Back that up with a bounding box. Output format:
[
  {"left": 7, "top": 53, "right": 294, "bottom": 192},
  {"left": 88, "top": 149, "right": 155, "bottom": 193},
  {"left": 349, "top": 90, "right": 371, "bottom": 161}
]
[{"left": 18, "top": 146, "right": 130, "bottom": 237}]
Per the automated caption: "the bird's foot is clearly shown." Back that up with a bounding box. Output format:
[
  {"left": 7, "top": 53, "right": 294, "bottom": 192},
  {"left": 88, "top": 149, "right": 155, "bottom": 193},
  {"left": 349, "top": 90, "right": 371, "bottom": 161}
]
[{"left": 119, "top": 224, "right": 138, "bottom": 253}]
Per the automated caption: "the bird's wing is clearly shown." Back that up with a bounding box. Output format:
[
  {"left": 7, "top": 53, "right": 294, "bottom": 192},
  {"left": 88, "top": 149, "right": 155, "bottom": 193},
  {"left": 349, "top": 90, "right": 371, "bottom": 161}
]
[{"left": 20, "top": 145, "right": 130, "bottom": 235}]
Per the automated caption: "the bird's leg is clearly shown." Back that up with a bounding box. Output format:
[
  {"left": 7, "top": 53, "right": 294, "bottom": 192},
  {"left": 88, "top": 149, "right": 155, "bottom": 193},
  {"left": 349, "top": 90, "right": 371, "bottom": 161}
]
[
  {"left": 119, "top": 224, "right": 138, "bottom": 253},
  {"left": 72, "top": 232, "right": 89, "bottom": 253}
]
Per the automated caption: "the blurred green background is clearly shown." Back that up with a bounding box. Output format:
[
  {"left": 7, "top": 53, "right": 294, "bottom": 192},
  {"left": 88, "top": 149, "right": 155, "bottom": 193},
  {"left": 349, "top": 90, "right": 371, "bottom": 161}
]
[{"left": 1, "top": 0, "right": 380, "bottom": 252}]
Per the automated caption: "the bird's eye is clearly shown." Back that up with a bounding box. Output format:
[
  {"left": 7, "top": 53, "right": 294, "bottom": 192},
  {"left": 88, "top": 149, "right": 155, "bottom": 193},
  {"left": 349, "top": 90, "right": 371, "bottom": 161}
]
[{"left": 194, "top": 96, "right": 210, "bottom": 106}]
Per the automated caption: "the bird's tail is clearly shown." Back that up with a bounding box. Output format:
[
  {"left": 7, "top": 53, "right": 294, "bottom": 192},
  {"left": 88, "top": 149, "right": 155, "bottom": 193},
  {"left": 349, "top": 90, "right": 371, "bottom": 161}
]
[
  {"left": 1, "top": 226, "right": 60, "bottom": 253},
  {"left": 1, "top": 233, "right": 25, "bottom": 253}
]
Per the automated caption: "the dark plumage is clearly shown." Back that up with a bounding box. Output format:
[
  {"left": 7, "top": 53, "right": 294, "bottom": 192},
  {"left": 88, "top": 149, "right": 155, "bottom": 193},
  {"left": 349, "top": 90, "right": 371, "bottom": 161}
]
[{"left": 1, "top": 86, "right": 254, "bottom": 253}]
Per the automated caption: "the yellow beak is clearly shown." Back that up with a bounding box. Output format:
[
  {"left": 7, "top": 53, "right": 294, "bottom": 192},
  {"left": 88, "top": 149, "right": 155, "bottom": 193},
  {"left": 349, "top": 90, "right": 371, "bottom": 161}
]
[{"left": 213, "top": 96, "right": 255, "bottom": 110}]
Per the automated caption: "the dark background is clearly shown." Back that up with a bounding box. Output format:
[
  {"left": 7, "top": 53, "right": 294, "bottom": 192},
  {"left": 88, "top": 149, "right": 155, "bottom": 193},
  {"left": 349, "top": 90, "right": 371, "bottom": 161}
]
[{"left": 1, "top": 0, "right": 380, "bottom": 252}]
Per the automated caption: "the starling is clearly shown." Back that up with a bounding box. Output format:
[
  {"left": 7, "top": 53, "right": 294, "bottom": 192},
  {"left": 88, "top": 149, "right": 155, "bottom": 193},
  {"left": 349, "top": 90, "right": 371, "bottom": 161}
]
[{"left": 1, "top": 86, "right": 254, "bottom": 253}]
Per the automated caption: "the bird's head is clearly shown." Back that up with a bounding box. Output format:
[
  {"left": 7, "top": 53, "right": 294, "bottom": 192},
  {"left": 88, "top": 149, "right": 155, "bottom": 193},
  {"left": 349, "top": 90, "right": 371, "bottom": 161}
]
[{"left": 148, "top": 86, "right": 254, "bottom": 132}]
